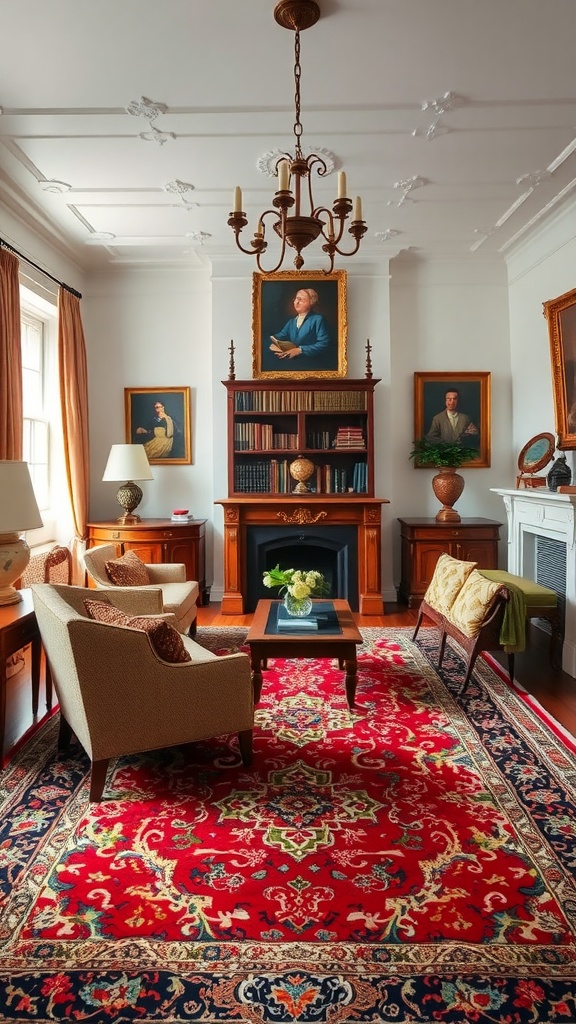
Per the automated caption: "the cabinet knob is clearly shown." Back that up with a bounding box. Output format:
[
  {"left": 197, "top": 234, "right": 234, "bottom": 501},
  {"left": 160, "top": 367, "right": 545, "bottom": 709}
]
[
  {"left": 450, "top": 531, "right": 460, "bottom": 537},
  {"left": 112, "top": 531, "right": 120, "bottom": 540},
  {"left": 162, "top": 531, "right": 173, "bottom": 538}
]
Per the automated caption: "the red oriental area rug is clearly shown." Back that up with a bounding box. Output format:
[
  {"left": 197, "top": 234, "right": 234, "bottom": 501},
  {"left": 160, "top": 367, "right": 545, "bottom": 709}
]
[{"left": 1, "top": 626, "right": 576, "bottom": 1023}]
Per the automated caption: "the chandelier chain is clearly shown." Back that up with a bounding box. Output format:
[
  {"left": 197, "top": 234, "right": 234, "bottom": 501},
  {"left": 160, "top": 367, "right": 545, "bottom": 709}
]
[{"left": 293, "top": 29, "right": 303, "bottom": 154}]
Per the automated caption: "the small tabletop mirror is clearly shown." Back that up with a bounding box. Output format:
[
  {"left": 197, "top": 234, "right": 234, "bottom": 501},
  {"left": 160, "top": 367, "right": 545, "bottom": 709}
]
[{"left": 516, "top": 432, "right": 555, "bottom": 488}]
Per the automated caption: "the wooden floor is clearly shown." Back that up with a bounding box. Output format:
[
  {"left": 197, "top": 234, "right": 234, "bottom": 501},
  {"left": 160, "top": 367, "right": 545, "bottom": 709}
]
[{"left": 3, "top": 602, "right": 576, "bottom": 764}]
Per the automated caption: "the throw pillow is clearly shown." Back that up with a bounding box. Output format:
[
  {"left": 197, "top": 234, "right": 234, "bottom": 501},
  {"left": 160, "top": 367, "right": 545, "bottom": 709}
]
[
  {"left": 83, "top": 600, "right": 191, "bottom": 663},
  {"left": 449, "top": 570, "right": 503, "bottom": 638},
  {"left": 104, "top": 549, "right": 151, "bottom": 587},
  {"left": 423, "top": 553, "right": 478, "bottom": 617}
]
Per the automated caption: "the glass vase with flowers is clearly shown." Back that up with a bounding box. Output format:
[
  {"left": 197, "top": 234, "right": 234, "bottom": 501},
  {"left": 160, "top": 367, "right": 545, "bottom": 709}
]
[{"left": 262, "top": 564, "right": 329, "bottom": 617}]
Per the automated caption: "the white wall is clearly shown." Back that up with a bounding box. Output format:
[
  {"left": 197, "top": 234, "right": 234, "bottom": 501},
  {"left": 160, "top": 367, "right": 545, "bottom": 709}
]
[
  {"left": 506, "top": 197, "right": 576, "bottom": 469},
  {"left": 389, "top": 258, "right": 512, "bottom": 585},
  {"left": 81, "top": 265, "right": 216, "bottom": 583}
]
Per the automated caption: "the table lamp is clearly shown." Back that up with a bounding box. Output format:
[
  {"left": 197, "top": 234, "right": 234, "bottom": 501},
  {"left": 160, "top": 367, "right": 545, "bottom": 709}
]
[
  {"left": 0, "top": 460, "right": 43, "bottom": 605},
  {"left": 102, "top": 444, "right": 153, "bottom": 524}
]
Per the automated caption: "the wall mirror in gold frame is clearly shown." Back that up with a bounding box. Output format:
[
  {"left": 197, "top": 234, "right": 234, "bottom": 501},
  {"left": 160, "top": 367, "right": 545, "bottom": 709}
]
[
  {"left": 543, "top": 287, "right": 576, "bottom": 449},
  {"left": 516, "top": 432, "right": 555, "bottom": 488}
]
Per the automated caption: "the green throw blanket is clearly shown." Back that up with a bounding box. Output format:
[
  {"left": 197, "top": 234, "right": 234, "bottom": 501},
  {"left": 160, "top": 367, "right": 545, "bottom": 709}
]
[{"left": 478, "top": 570, "right": 526, "bottom": 653}]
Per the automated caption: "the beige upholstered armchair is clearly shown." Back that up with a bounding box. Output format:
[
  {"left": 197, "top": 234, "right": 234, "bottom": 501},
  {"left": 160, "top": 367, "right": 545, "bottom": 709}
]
[
  {"left": 83, "top": 543, "right": 198, "bottom": 635},
  {"left": 31, "top": 583, "right": 254, "bottom": 801}
]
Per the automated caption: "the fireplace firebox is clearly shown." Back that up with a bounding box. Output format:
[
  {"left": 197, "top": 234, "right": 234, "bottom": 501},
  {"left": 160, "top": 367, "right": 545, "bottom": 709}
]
[{"left": 247, "top": 524, "right": 358, "bottom": 612}]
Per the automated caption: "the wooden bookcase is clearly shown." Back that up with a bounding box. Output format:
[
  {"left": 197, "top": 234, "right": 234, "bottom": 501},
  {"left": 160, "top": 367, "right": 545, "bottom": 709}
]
[
  {"left": 217, "top": 377, "right": 387, "bottom": 615},
  {"left": 224, "top": 377, "right": 379, "bottom": 498}
]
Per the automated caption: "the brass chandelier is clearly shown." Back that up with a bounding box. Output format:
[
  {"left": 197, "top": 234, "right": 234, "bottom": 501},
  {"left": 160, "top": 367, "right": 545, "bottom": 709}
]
[{"left": 227, "top": 0, "right": 367, "bottom": 273}]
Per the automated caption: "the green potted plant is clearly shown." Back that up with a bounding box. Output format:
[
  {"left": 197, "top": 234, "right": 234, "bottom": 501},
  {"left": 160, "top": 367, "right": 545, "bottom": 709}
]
[{"left": 409, "top": 438, "right": 478, "bottom": 522}]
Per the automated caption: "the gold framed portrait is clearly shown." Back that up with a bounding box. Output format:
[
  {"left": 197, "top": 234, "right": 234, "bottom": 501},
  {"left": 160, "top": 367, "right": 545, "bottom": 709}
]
[{"left": 252, "top": 270, "right": 348, "bottom": 379}]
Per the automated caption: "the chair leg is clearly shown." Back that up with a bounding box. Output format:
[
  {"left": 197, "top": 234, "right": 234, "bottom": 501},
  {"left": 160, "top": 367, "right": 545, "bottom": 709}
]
[
  {"left": 438, "top": 630, "right": 448, "bottom": 667},
  {"left": 412, "top": 611, "right": 424, "bottom": 641},
  {"left": 89, "top": 759, "right": 110, "bottom": 802},
  {"left": 57, "top": 714, "right": 73, "bottom": 750},
  {"left": 457, "top": 654, "right": 478, "bottom": 698},
  {"left": 188, "top": 619, "right": 198, "bottom": 638},
  {"left": 238, "top": 729, "right": 253, "bottom": 766}
]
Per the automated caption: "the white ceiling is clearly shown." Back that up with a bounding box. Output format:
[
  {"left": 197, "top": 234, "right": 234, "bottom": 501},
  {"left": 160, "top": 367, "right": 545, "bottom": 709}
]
[{"left": 2, "top": 0, "right": 576, "bottom": 272}]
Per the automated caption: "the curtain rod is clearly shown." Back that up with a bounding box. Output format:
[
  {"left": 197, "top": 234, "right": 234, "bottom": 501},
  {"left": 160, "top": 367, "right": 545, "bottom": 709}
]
[{"left": 0, "top": 236, "right": 82, "bottom": 299}]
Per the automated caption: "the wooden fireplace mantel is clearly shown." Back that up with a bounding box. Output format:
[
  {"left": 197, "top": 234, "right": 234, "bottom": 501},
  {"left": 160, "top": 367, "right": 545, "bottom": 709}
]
[{"left": 215, "top": 496, "right": 389, "bottom": 615}]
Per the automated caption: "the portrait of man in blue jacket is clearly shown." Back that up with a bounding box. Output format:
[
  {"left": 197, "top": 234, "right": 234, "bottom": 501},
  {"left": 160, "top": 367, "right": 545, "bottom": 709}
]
[{"left": 269, "top": 288, "right": 330, "bottom": 361}]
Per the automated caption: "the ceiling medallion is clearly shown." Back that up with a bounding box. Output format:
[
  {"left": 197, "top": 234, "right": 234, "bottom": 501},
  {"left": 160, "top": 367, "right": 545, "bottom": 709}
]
[
  {"left": 375, "top": 229, "right": 400, "bottom": 242},
  {"left": 256, "top": 147, "right": 337, "bottom": 178},
  {"left": 227, "top": 0, "right": 367, "bottom": 273},
  {"left": 163, "top": 180, "right": 199, "bottom": 209},
  {"left": 516, "top": 170, "right": 553, "bottom": 188},
  {"left": 125, "top": 96, "right": 167, "bottom": 121},
  {"left": 185, "top": 231, "right": 211, "bottom": 245},
  {"left": 38, "top": 179, "right": 72, "bottom": 194},
  {"left": 387, "top": 176, "right": 426, "bottom": 207},
  {"left": 412, "top": 91, "right": 464, "bottom": 142},
  {"left": 126, "top": 96, "right": 174, "bottom": 145}
]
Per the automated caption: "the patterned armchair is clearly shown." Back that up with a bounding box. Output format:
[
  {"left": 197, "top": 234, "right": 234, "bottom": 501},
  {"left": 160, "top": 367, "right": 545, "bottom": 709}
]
[
  {"left": 83, "top": 543, "right": 198, "bottom": 635},
  {"left": 31, "top": 583, "right": 254, "bottom": 801}
]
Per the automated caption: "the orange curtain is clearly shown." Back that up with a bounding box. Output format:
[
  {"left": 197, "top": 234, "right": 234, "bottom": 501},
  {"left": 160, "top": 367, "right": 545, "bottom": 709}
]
[
  {"left": 58, "top": 288, "right": 90, "bottom": 582},
  {"left": 0, "top": 247, "right": 22, "bottom": 459}
]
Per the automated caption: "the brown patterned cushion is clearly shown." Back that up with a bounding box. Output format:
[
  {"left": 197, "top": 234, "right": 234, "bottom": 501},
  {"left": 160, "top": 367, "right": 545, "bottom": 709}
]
[
  {"left": 104, "top": 549, "right": 151, "bottom": 587},
  {"left": 449, "top": 570, "right": 503, "bottom": 638},
  {"left": 83, "top": 600, "right": 191, "bottom": 663},
  {"left": 423, "top": 553, "right": 478, "bottom": 617}
]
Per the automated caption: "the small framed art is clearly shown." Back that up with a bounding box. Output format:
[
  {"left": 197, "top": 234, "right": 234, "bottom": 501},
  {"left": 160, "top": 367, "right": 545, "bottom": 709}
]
[
  {"left": 414, "top": 371, "right": 491, "bottom": 468},
  {"left": 125, "top": 387, "right": 192, "bottom": 465},
  {"left": 252, "top": 270, "right": 348, "bottom": 379}
]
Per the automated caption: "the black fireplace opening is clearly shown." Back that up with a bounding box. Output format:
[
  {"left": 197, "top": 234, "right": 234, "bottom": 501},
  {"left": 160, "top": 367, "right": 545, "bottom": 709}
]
[{"left": 246, "top": 525, "right": 358, "bottom": 612}]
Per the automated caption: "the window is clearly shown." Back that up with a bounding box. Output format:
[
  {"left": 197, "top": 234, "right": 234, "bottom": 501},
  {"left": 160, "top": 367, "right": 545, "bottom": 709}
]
[
  {"left": 21, "top": 312, "right": 49, "bottom": 509},
  {"left": 20, "top": 285, "right": 71, "bottom": 546}
]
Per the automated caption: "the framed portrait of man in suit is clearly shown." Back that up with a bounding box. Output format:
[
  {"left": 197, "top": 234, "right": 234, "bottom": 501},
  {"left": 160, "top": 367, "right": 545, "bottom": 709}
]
[
  {"left": 252, "top": 270, "right": 347, "bottom": 379},
  {"left": 414, "top": 371, "right": 491, "bottom": 468}
]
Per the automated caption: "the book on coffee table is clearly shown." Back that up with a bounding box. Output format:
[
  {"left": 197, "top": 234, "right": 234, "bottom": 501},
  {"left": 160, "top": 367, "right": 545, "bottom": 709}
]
[{"left": 277, "top": 618, "right": 318, "bottom": 630}]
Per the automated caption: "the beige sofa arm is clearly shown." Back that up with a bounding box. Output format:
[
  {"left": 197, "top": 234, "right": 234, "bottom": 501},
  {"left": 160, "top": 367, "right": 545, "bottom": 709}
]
[{"left": 146, "top": 563, "right": 186, "bottom": 583}]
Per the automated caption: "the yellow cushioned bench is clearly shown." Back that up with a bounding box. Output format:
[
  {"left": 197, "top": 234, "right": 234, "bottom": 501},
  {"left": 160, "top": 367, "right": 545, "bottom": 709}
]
[{"left": 478, "top": 569, "right": 562, "bottom": 676}]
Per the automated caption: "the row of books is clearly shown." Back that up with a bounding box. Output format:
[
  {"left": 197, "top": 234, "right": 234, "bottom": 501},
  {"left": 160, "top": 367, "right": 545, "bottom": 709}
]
[
  {"left": 234, "top": 459, "right": 368, "bottom": 494},
  {"left": 234, "top": 390, "right": 367, "bottom": 413},
  {"left": 234, "top": 422, "right": 297, "bottom": 451}
]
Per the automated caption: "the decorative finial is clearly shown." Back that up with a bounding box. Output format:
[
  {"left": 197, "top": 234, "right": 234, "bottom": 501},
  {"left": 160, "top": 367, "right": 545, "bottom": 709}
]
[
  {"left": 228, "top": 339, "right": 236, "bottom": 380},
  {"left": 365, "top": 339, "right": 373, "bottom": 379}
]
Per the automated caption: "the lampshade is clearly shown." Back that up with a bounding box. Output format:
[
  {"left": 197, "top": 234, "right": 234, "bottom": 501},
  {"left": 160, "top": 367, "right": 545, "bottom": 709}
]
[
  {"left": 102, "top": 444, "right": 153, "bottom": 524},
  {"left": 102, "top": 444, "right": 154, "bottom": 483},
  {"left": 0, "top": 460, "right": 43, "bottom": 605}
]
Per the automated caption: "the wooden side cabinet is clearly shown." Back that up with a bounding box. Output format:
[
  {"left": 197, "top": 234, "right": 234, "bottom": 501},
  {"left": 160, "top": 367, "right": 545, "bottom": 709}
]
[
  {"left": 397, "top": 517, "right": 502, "bottom": 607},
  {"left": 87, "top": 519, "right": 208, "bottom": 603}
]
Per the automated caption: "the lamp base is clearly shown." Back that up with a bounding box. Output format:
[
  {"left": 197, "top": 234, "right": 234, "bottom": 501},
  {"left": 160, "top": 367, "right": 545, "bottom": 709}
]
[
  {"left": 0, "top": 533, "right": 30, "bottom": 605},
  {"left": 116, "top": 480, "right": 143, "bottom": 523},
  {"left": 116, "top": 513, "right": 142, "bottom": 525}
]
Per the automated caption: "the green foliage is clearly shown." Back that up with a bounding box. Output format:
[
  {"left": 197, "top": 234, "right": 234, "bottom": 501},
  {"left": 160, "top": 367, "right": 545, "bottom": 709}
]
[{"left": 409, "top": 437, "right": 479, "bottom": 468}]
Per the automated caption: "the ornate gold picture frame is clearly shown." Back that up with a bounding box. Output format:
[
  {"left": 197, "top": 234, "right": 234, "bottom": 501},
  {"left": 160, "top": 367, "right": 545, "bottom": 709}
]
[
  {"left": 414, "top": 371, "right": 491, "bottom": 468},
  {"left": 125, "top": 386, "right": 192, "bottom": 465},
  {"left": 252, "top": 270, "right": 348, "bottom": 379},
  {"left": 543, "top": 287, "right": 576, "bottom": 449}
]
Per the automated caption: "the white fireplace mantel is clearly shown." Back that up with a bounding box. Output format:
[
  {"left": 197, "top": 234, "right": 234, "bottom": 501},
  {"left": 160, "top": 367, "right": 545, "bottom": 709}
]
[{"left": 492, "top": 488, "right": 576, "bottom": 676}]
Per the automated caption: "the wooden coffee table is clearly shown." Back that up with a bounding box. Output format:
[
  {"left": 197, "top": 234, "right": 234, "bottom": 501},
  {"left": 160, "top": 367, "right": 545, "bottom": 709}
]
[{"left": 247, "top": 599, "right": 363, "bottom": 708}]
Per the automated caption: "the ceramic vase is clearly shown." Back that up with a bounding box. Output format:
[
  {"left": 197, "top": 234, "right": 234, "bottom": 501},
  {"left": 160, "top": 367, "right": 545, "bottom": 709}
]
[
  {"left": 283, "top": 591, "right": 313, "bottom": 616},
  {"left": 432, "top": 467, "right": 465, "bottom": 523}
]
